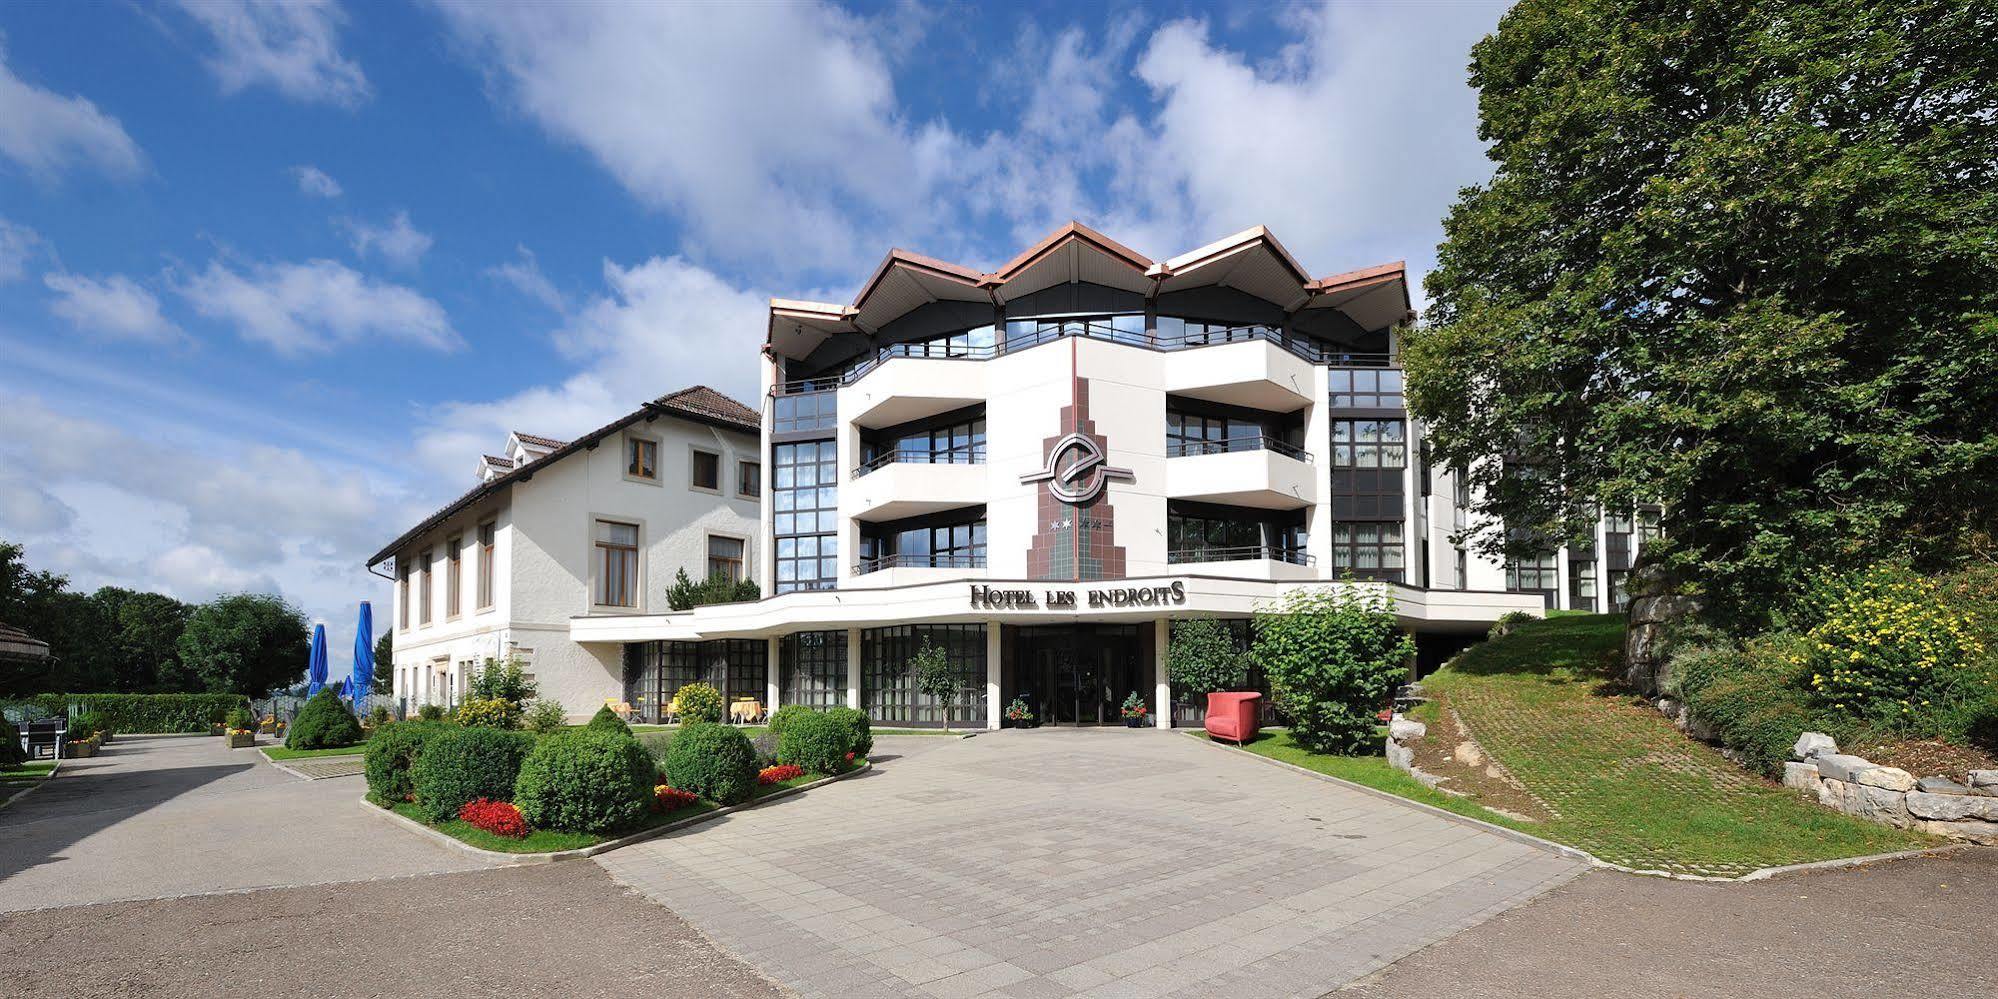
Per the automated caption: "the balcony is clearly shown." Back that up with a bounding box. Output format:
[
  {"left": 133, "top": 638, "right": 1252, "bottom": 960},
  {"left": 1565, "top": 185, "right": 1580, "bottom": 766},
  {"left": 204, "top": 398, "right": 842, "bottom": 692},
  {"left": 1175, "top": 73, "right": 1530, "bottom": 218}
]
[
  {"left": 1166, "top": 545, "right": 1318, "bottom": 581},
  {"left": 848, "top": 553, "right": 986, "bottom": 588},
  {"left": 1162, "top": 337, "right": 1325, "bottom": 412},
  {"left": 853, "top": 445, "right": 985, "bottom": 478},
  {"left": 844, "top": 460, "right": 986, "bottom": 521},
  {"left": 1165, "top": 441, "right": 1316, "bottom": 509},
  {"left": 841, "top": 357, "right": 988, "bottom": 429}
]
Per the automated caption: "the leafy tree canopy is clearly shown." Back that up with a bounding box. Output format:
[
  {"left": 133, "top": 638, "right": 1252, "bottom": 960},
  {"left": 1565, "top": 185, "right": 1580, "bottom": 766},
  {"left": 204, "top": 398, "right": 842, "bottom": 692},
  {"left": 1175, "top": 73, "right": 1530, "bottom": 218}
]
[
  {"left": 1406, "top": 0, "right": 1998, "bottom": 627},
  {"left": 176, "top": 593, "right": 310, "bottom": 697}
]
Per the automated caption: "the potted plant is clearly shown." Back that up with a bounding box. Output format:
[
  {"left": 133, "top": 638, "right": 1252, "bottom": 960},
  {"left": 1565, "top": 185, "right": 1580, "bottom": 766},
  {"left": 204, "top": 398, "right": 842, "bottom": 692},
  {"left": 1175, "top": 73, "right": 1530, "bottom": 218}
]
[
  {"left": 224, "top": 707, "right": 257, "bottom": 748},
  {"left": 1120, "top": 692, "right": 1150, "bottom": 728},
  {"left": 1004, "top": 697, "right": 1035, "bottom": 729},
  {"left": 67, "top": 738, "right": 96, "bottom": 759}
]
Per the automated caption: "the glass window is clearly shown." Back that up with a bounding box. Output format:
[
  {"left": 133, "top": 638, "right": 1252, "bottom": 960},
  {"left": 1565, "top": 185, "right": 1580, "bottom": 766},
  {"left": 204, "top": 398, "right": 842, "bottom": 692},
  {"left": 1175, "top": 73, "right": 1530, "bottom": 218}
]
[
  {"left": 773, "top": 440, "right": 838, "bottom": 592},
  {"left": 595, "top": 520, "right": 639, "bottom": 607},
  {"left": 781, "top": 631, "right": 848, "bottom": 710},
  {"left": 398, "top": 564, "right": 409, "bottom": 629},
  {"left": 1570, "top": 559, "right": 1598, "bottom": 612},
  {"left": 1329, "top": 522, "right": 1406, "bottom": 581},
  {"left": 860, "top": 624, "right": 985, "bottom": 726},
  {"left": 707, "top": 535, "right": 745, "bottom": 582},
  {"left": 1328, "top": 367, "right": 1406, "bottom": 408},
  {"left": 1506, "top": 551, "right": 1559, "bottom": 593},
  {"left": 445, "top": 536, "right": 462, "bottom": 619},
  {"left": 691, "top": 449, "right": 720, "bottom": 490},
  {"left": 1331, "top": 420, "right": 1407, "bottom": 468},
  {"left": 476, "top": 522, "right": 495, "bottom": 610},
  {"left": 737, "top": 460, "right": 761, "bottom": 498},
  {"left": 626, "top": 437, "right": 657, "bottom": 479},
  {"left": 418, "top": 552, "right": 433, "bottom": 625},
  {"left": 772, "top": 389, "right": 836, "bottom": 433}
]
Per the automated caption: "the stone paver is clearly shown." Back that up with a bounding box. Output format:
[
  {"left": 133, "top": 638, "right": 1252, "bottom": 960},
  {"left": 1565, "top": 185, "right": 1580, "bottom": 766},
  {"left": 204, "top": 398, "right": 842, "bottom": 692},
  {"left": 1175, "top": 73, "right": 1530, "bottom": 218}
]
[
  {"left": 597, "top": 728, "right": 1586, "bottom": 999},
  {"left": 0, "top": 734, "right": 486, "bottom": 911}
]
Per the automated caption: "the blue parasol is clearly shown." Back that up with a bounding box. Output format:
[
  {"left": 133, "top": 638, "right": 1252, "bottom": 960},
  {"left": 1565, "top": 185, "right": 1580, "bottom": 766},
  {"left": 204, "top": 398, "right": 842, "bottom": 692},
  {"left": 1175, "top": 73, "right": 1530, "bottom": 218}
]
[
  {"left": 350, "top": 601, "right": 375, "bottom": 707},
  {"left": 306, "top": 623, "right": 328, "bottom": 696}
]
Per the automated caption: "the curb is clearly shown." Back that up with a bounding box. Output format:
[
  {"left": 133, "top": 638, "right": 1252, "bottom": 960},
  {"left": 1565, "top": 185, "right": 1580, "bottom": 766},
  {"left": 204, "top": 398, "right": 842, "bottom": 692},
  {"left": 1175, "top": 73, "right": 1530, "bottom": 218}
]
[
  {"left": 0, "top": 758, "right": 62, "bottom": 815},
  {"left": 362, "top": 761, "right": 873, "bottom": 865},
  {"left": 1184, "top": 732, "right": 1958, "bottom": 883}
]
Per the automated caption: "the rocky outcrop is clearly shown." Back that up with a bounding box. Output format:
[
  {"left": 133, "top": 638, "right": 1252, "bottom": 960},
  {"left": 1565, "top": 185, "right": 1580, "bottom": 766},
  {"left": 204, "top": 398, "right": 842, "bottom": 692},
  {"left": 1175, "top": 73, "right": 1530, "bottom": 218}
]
[
  {"left": 1785, "top": 732, "right": 1998, "bottom": 844},
  {"left": 1622, "top": 563, "right": 1703, "bottom": 696}
]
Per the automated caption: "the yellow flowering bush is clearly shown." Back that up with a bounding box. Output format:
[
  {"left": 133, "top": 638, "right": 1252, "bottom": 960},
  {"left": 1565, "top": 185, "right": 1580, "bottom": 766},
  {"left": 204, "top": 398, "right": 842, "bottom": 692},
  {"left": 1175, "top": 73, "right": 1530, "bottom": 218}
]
[{"left": 1797, "top": 564, "right": 1989, "bottom": 732}]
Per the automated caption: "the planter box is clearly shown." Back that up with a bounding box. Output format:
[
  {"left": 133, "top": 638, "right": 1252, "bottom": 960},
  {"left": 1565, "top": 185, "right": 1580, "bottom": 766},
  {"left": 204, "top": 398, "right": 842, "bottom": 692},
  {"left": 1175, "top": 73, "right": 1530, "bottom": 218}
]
[
  {"left": 225, "top": 732, "right": 256, "bottom": 749},
  {"left": 67, "top": 743, "right": 97, "bottom": 759}
]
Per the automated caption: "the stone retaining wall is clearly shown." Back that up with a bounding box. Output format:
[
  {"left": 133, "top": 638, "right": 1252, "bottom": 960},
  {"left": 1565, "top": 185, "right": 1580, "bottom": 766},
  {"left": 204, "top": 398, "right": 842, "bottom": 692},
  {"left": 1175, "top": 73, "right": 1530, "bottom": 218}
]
[{"left": 1783, "top": 732, "right": 1998, "bottom": 845}]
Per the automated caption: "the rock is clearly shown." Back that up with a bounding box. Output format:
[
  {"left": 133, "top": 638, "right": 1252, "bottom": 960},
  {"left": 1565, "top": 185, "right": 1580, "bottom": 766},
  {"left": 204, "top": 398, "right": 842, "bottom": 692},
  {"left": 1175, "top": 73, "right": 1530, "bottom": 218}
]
[
  {"left": 1385, "top": 739, "right": 1413, "bottom": 773},
  {"left": 1813, "top": 754, "right": 1874, "bottom": 783},
  {"left": 1853, "top": 785, "right": 1913, "bottom": 828},
  {"left": 1619, "top": 564, "right": 1703, "bottom": 696},
  {"left": 1389, "top": 718, "right": 1426, "bottom": 742},
  {"left": 1969, "top": 770, "right": 1998, "bottom": 789},
  {"left": 1818, "top": 778, "right": 1849, "bottom": 810},
  {"left": 1906, "top": 792, "right": 1998, "bottom": 823},
  {"left": 1782, "top": 761, "right": 1823, "bottom": 793},
  {"left": 1792, "top": 732, "right": 1837, "bottom": 760},
  {"left": 1915, "top": 819, "right": 1998, "bottom": 845},
  {"left": 1852, "top": 766, "right": 1916, "bottom": 793},
  {"left": 1916, "top": 777, "right": 1971, "bottom": 795}
]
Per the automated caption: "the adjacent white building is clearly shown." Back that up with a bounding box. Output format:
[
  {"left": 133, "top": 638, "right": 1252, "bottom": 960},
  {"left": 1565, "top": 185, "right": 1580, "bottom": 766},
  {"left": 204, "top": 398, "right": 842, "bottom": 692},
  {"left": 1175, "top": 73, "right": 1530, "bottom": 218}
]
[{"left": 369, "top": 387, "right": 762, "bottom": 719}]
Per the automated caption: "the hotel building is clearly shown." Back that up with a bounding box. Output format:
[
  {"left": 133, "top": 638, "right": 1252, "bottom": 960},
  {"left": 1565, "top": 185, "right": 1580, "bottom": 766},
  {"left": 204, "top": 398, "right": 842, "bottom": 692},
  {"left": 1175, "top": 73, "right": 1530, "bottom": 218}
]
[{"left": 566, "top": 224, "right": 1659, "bottom": 730}]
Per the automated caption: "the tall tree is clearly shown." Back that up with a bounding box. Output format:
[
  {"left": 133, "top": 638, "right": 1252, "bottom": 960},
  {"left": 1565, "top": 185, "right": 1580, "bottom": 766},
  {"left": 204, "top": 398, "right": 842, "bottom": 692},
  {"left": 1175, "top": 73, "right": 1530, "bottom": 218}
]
[
  {"left": 1408, "top": 0, "right": 1998, "bottom": 626},
  {"left": 93, "top": 587, "right": 195, "bottom": 691},
  {"left": 373, "top": 630, "right": 394, "bottom": 693},
  {"left": 177, "top": 594, "right": 311, "bottom": 697}
]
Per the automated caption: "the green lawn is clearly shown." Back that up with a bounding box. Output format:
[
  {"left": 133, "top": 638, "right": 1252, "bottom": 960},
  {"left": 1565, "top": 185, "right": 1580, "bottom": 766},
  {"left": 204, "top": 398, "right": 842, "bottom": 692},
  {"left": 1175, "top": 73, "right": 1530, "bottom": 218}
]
[
  {"left": 1202, "top": 730, "right": 1536, "bottom": 830},
  {"left": 1, "top": 761, "right": 58, "bottom": 779},
  {"left": 1405, "top": 614, "right": 1932, "bottom": 876},
  {"left": 262, "top": 743, "right": 368, "bottom": 761}
]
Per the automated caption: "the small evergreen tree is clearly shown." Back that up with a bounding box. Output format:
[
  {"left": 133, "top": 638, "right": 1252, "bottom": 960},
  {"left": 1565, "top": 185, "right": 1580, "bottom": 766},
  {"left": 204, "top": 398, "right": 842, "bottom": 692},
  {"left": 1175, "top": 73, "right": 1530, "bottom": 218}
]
[{"left": 911, "top": 640, "right": 959, "bottom": 732}]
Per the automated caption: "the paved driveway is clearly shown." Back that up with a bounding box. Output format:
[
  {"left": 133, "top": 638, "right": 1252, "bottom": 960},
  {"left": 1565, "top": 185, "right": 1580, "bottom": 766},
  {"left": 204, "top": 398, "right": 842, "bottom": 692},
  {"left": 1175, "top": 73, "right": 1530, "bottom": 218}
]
[
  {"left": 0, "top": 735, "right": 485, "bottom": 911},
  {"left": 597, "top": 728, "right": 1586, "bottom": 999}
]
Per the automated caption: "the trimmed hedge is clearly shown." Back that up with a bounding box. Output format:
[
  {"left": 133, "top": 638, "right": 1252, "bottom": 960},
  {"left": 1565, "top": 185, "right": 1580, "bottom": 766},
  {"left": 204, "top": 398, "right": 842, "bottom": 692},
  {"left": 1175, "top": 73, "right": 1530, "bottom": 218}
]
[
  {"left": 662, "top": 722, "right": 758, "bottom": 805},
  {"left": 777, "top": 711, "right": 851, "bottom": 775},
  {"left": 825, "top": 706, "right": 872, "bottom": 758},
  {"left": 411, "top": 726, "right": 536, "bottom": 822},
  {"left": 767, "top": 704, "right": 815, "bottom": 738},
  {"left": 286, "top": 690, "right": 363, "bottom": 750},
  {"left": 584, "top": 704, "right": 632, "bottom": 736},
  {"left": 28, "top": 693, "right": 246, "bottom": 733},
  {"left": 363, "top": 721, "right": 450, "bottom": 804},
  {"left": 513, "top": 730, "right": 654, "bottom": 834}
]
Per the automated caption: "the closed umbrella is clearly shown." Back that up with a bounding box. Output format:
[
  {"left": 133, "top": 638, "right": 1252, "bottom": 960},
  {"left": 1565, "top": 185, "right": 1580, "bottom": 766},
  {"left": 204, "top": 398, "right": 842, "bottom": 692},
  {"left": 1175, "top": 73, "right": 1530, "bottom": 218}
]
[
  {"left": 306, "top": 624, "right": 328, "bottom": 697},
  {"left": 350, "top": 602, "right": 375, "bottom": 710}
]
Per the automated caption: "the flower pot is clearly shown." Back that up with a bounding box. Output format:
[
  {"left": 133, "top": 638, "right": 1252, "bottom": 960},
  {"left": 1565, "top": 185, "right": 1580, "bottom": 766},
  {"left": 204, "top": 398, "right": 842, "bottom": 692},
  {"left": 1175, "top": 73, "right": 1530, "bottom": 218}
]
[
  {"left": 68, "top": 742, "right": 96, "bottom": 759},
  {"left": 1125, "top": 716, "right": 1147, "bottom": 728},
  {"left": 225, "top": 732, "right": 256, "bottom": 749}
]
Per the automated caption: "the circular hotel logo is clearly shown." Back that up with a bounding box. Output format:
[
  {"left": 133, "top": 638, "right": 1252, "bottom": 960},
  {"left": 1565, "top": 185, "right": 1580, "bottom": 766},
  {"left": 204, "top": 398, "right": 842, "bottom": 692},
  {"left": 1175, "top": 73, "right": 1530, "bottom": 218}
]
[{"left": 1021, "top": 432, "right": 1133, "bottom": 505}]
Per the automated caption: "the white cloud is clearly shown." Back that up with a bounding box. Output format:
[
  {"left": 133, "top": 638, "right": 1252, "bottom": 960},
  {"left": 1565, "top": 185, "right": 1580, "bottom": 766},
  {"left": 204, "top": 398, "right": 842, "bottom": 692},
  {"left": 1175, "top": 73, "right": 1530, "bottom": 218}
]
[
  {"left": 178, "top": 257, "right": 459, "bottom": 354},
  {"left": 0, "top": 472, "right": 76, "bottom": 533},
  {"left": 0, "top": 218, "right": 39, "bottom": 282},
  {"left": 43, "top": 271, "right": 185, "bottom": 343},
  {"left": 291, "top": 164, "right": 342, "bottom": 197},
  {"left": 486, "top": 245, "right": 564, "bottom": 313},
  {"left": 173, "top": 0, "right": 370, "bottom": 107},
  {"left": 340, "top": 210, "right": 433, "bottom": 268},
  {"left": 0, "top": 45, "right": 145, "bottom": 181}
]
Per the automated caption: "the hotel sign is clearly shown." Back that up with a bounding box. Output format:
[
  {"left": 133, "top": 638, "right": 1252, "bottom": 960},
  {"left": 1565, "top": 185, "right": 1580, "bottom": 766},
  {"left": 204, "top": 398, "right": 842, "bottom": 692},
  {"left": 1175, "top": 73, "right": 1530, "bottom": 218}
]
[
  {"left": 1021, "top": 432, "right": 1132, "bottom": 505},
  {"left": 970, "top": 581, "right": 1186, "bottom": 611}
]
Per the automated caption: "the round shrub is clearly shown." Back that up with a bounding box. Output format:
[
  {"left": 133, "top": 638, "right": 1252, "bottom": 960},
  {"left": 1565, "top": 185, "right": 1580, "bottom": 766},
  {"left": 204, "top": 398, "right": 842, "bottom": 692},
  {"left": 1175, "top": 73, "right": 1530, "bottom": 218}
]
[
  {"left": 286, "top": 689, "right": 364, "bottom": 749},
  {"left": 411, "top": 726, "right": 536, "bottom": 822},
  {"left": 524, "top": 699, "right": 567, "bottom": 734},
  {"left": 454, "top": 697, "right": 521, "bottom": 729},
  {"left": 513, "top": 730, "right": 654, "bottom": 833},
  {"left": 363, "top": 720, "right": 449, "bottom": 804},
  {"left": 825, "top": 706, "right": 873, "bottom": 758},
  {"left": 767, "top": 703, "right": 815, "bottom": 738},
  {"left": 1255, "top": 587, "right": 1413, "bottom": 754},
  {"left": 777, "top": 710, "right": 852, "bottom": 775},
  {"left": 585, "top": 704, "right": 632, "bottom": 736},
  {"left": 662, "top": 722, "right": 758, "bottom": 805},
  {"left": 1797, "top": 564, "right": 1990, "bottom": 734},
  {"left": 674, "top": 682, "right": 724, "bottom": 724},
  {"left": 416, "top": 703, "right": 446, "bottom": 721}
]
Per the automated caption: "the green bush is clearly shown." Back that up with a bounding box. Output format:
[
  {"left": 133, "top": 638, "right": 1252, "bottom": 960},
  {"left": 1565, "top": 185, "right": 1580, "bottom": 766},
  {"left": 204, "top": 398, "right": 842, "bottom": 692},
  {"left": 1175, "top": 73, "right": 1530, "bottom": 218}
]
[
  {"left": 513, "top": 730, "right": 654, "bottom": 833},
  {"left": 825, "top": 706, "right": 872, "bottom": 758},
  {"left": 674, "top": 682, "right": 724, "bottom": 724},
  {"left": 410, "top": 726, "right": 536, "bottom": 822},
  {"left": 70, "top": 711, "right": 109, "bottom": 737},
  {"left": 636, "top": 731, "right": 675, "bottom": 771},
  {"left": 662, "top": 722, "right": 758, "bottom": 805},
  {"left": 524, "top": 699, "right": 567, "bottom": 734},
  {"left": 767, "top": 704, "right": 815, "bottom": 738},
  {"left": 27, "top": 693, "right": 246, "bottom": 733},
  {"left": 454, "top": 697, "right": 521, "bottom": 729},
  {"left": 665, "top": 567, "right": 760, "bottom": 610},
  {"left": 1795, "top": 563, "right": 1991, "bottom": 735},
  {"left": 367, "top": 705, "right": 391, "bottom": 727},
  {"left": 1254, "top": 586, "right": 1414, "bottom": 754},
  {"left": 777, "top": 711, "right": 852, "bottom": 774},
  {"left": 286, "top": 690, "right": 363, "bottom": 750},
  {"left": 1673, "top": 638, "right": 1824, "bottom": 777},
  {"left": 416, "top": 703, "right": 446, "bottom": 722},
  {"left": 224, "top": 707, "right": 253, "bottom": 731},
  {"left": 1167, "top": 618, "right": 1249, "bottom": 705},
  {"left": 363, "top": 721, "right": 449, "bottom": 804},
  {"left": 585, "top": 704, "right": 632, "bottom": 736},
  {"left": 467, "top": 654, "right": 538, "bottom": 704},
  {"left": 0, "top": 718, "right": 25, "bottom": 768}
]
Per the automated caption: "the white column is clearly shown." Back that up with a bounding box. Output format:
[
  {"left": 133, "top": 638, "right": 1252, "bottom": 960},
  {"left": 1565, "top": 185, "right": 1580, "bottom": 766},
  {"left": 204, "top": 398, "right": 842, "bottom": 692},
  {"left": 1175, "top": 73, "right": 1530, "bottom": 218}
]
[
  {"left": 984, "top": 624, "right": 1001, "bottom": 731},
  {"left": 1553, "top": 542, "right": 1572, "bottom": 612},
  {"left": 766, "top": 636, "right": 781, "bottom": 713},
  {"left": 1153, "top": 618, "right": 1171, "bottom": 729},
  {"left": 845, "top": 627, "right": 862, "bottom": 710}
]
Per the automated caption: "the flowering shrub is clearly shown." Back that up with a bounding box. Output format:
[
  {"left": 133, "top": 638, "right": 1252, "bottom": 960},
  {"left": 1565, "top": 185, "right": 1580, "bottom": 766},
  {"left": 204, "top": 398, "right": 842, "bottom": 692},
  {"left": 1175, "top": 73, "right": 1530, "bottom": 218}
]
[
  {"left": 653, "top": 785, "right": 698, "bottom": 812},
  {"left": 1120, "top": 692, "right": 1149, "bottom": 719},
  {"left": 458, "top": 798, "right": 529, "bottom": 838},
  {"left": 1004, "top": 698, "right": 1033, "bottom": 723},
  {"left": 758, "top": 764, "right": 804, "bottom": 785},
  {"left": 1797, "top": 564, "right": 1989, "bottom": 732},
  {"left": 673, "top": 682, "right": 725, "bottom": 724},
  {"left": 454, "top": 697, "right": 522, "bottom": 730}
]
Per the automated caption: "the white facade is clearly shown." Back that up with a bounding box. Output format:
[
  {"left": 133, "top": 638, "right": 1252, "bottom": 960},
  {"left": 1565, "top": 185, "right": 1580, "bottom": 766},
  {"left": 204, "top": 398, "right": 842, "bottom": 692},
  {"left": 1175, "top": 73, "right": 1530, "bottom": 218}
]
[{"left": 377, "top": 395, "right": 760, "bottom": 720}]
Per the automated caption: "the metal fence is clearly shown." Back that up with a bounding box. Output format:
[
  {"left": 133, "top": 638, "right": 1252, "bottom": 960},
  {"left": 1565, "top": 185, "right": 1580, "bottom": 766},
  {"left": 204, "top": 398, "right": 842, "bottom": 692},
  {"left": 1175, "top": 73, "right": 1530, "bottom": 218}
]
[{"left": 252, "top": 691, "right": 405, "bottom": 727}]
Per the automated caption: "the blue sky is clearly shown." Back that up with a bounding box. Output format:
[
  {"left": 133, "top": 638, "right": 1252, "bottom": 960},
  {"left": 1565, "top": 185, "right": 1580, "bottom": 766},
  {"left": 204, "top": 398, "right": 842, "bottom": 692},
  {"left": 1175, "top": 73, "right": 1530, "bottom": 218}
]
[{"left": 0, "top": 0, "right": 1506, "bottom": 670}]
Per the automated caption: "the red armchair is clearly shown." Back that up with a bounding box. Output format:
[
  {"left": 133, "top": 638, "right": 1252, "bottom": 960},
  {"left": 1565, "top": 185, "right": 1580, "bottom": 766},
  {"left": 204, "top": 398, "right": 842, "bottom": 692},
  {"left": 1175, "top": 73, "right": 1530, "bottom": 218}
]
[{"left": 1204, "top": 691, "right": 1262, "bottom": 744}]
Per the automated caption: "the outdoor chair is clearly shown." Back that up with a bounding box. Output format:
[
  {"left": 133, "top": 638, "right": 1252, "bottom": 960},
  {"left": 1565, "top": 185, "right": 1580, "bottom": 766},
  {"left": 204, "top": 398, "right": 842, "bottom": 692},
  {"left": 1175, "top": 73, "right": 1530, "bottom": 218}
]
[
  {"left": 21, "top": 718, "right": 67, "bottom": 761},
  {"left": 1204, "top": 691, "right": 1262, "bottom": 744}
]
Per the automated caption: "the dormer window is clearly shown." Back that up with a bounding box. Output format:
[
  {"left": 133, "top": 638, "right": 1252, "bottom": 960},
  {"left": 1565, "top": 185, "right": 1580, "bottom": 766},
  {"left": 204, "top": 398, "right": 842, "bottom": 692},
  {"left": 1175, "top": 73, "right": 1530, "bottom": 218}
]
[{"left": 626, "top": 436, "right": 659, "bottom": 482}]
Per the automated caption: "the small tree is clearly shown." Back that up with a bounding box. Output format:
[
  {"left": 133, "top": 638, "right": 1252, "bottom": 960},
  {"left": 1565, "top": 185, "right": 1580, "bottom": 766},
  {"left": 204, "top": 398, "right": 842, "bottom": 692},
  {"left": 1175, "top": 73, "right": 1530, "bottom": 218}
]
[
  {"left": 1167, "top": 619, "right": 1249, "bottom": 710},
  {"left": 910, "top": 640, "right": 959, "bottom": 732},
  {"left": 468, "top": 653, "right": 537, "bottom": 706},
  {"left": 372, "top": 631, "right": 394, "bottom": 693},
  {"left": 1254, "top": 587, "right": 1414, "bottom": 755}
]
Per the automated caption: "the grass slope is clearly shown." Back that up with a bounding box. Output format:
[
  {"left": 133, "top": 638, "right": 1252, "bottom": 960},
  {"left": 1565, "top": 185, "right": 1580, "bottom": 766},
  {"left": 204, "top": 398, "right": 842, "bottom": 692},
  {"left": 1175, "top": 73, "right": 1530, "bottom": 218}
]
[{"left": 1419, "top": 614, "right": 1929, "bottom": 876}]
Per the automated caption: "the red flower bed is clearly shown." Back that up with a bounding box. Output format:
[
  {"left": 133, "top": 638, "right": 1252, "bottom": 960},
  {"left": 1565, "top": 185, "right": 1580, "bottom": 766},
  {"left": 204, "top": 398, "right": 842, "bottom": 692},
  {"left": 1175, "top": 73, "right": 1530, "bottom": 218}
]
[
  {"left": 758, "top": 764, "right": 804, "bottom": 785},
  {"left": 458, "top": 798, "right": 528, "bottom": 838},
  {"left": 653, "top": 785, "right": 699, "bottom": 812}
]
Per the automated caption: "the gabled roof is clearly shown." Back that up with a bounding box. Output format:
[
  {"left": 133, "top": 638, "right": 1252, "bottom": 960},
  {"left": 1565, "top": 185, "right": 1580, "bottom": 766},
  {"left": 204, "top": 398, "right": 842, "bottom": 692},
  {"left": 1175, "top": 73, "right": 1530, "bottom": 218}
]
[
  {"left": 481, "top": 454, "right": 515, "bottom": 469},
  {"left": 367, "top": 385, "right": 760, "bottom": 569},
  {"left": 765, "top": 221, "right": 1410, "bottom": 360},
  {"left": 511, "top": 431, "right": 566, "bottom": 450}
]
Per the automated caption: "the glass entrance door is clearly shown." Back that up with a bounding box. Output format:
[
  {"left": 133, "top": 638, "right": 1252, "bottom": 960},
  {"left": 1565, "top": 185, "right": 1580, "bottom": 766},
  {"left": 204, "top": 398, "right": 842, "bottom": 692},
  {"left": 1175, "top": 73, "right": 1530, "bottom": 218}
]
[{"left": 1017, "top": 625, "right": 1141, "bottom": 725}]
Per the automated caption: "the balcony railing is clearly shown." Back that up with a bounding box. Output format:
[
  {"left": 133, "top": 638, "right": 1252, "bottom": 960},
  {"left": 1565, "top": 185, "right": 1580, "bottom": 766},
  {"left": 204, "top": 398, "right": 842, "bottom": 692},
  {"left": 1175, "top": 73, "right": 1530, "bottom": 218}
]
[
  {"left": 772, "top": 319, "right": 1394, "bottom": 396},
  {"left": 1167, "top": 546, "right": 1314, "bottom": 566},
  {"left": 853, "top": 445, "right": 987, "bottom": 478},
  {"left": 1165, "top": 436, "right": 1311, "bottom": 463},
  {"left": 853, "top": 554, "right": 986, "bottom": 575}
]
